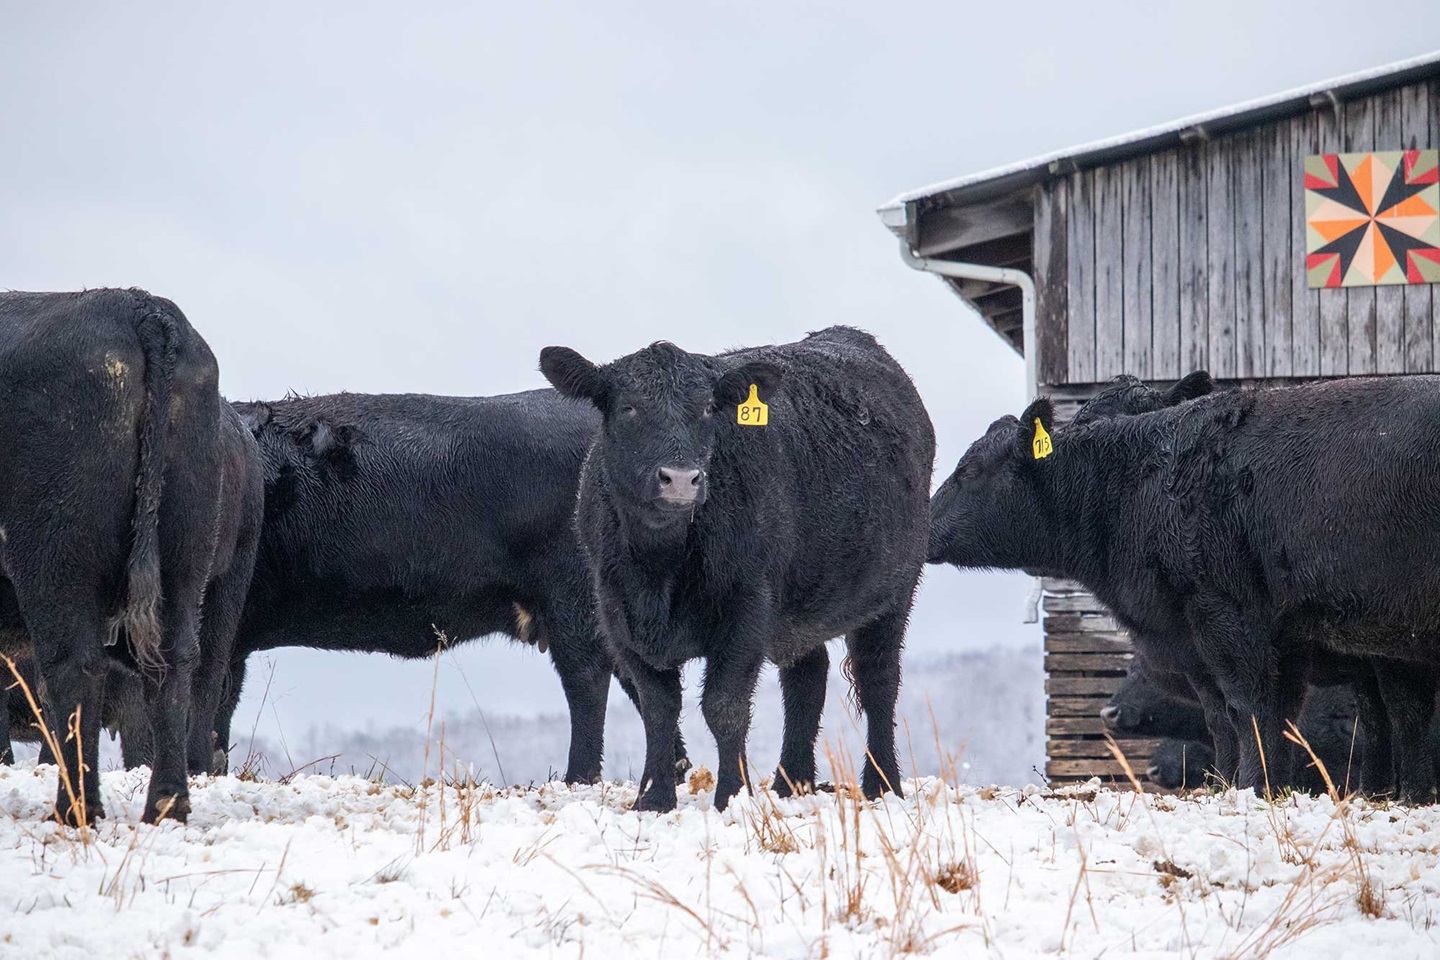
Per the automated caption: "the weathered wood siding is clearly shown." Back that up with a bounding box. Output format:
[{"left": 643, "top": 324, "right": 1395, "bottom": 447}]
[{"left": 1036, "top": 79, "right": 1439, "bottom": 388}]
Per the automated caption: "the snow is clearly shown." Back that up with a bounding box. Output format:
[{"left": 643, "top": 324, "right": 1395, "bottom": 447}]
[
  {"left": 4, "top": 762, "right": 1439, "bottom": 958},
  {"left": 877, "top": 50, "right": 1440, "bottom": 224}
]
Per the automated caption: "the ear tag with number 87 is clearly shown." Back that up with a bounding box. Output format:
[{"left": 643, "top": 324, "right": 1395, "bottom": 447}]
[
  {"left": 737, "top": 384, "right": 768, "bottom": 426},
  {"left": 1032, "top": 418, "right": 1053, "bottom": 459}
]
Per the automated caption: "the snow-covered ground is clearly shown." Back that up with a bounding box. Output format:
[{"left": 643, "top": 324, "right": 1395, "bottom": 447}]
[{"left": 3, "top": 762, "right": 1439, "bottom": 959}]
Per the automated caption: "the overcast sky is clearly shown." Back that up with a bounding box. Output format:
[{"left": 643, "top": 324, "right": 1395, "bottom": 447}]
[{"left": 3, "top": 4, "right": 1436, "bottom": 753}]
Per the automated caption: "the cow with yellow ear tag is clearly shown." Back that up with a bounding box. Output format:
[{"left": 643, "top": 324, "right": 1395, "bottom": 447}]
[{"left": 540, "top": 326, "right": 935, "bottom": 813}]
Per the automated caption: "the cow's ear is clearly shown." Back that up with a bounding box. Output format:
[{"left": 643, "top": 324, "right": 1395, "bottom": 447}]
[
  {"left": 1165, "top": 370, "right": 1213, "bottom": 405},
  {"left": 540, "top": 347, "right": 609, "bottom": 405},
  {"left": 239, "top": 404, "right": 272, "bottom": 436},
  {"left": 1016, "top": 398, "right": 1056, "bottom": 461},
  {"left": 715, "top": 361, "right": 783, "bottom": 407}
]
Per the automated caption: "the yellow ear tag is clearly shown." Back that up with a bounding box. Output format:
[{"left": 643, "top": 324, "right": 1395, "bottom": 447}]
[
  {"left": 737, "top": 384, "right": 768, "bottom": 426},
  {"left": 1032, "top": 418, "right": 1053, "bottom": 459}
]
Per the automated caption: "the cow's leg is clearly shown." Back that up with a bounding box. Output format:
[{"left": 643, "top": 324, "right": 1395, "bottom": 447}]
[
  {"left": 847, "top": 604, "right": 910, "bottom": 800},
  {"left": 1190, "top": 675, "right": 1237, "bottom": 785},
  {"left": 545, "top": 613, "right": 613, "bottom": 786},
  {"left": 187, "top": 564, "right": 252, "bottom": 775},
  {"left": 22, "top": 601, "right": 109, "bottom": 824},
  {"left": 111, "top": 673, "right": 153, "bottom": 770},
  {"left": 773, "top": 645, "right": 828, "bottom": 797},
  {"left": 617, "top": 672, "right": 690, "bottom": 783},
  {"left": 701, "top": 651, "right": 764, "bottom": 811},
  {"left": 623, "top": 654, "right": 684, "bottom": 813},
  {"left": 211, "top": 655, "right": 249, "bottom": 775},
  {"left": 1352, "top": 668, "right": 1393, "bottom": 796},
  {"left": 1373, "top": 662, "right": 1437, "bottom": 805},
  {"left": 1189, "top": 598, "right": 1283, "bottom": 794}
]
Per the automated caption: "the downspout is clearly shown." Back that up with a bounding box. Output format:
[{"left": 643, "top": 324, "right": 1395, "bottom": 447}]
[
  {"left": 899, "top": 240, "right": 1045, "bottom": 624},
  {"left": 898, "top": 240, "right": 1038, "bottom": 400}
]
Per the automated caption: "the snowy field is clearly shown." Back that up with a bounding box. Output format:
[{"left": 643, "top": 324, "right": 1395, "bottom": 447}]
[{"left": 3, "top": 763, "right": 1439, "bottom": 959}]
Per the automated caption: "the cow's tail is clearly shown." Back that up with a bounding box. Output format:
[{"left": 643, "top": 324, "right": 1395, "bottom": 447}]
[{"left": 122, "top": 302, "right": 180, "bottom": 674}]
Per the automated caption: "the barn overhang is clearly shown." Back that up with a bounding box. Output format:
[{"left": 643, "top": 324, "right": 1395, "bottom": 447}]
[{"left": 881, "top": 50, "right": 1440, "bottom": 360}]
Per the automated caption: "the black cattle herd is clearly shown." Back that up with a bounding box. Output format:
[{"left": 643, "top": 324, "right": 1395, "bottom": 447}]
[{"left": 0, "top": 287, "right": 1436, "bottom": 827}]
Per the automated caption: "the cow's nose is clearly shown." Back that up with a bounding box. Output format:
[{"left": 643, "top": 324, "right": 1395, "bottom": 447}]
[
  {"left": 1099, "top": 704, "right": 1121, "bottom": 728},
  {"left": 657, "top": 466, "right": 703, "bottom": 502}
]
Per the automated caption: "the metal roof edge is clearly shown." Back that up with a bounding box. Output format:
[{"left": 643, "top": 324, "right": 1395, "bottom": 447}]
[{"left": 876, "top": 49, "right": 1440, "bottom": 238}]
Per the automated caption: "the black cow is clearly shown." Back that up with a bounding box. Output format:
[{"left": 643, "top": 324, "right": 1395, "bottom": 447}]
[
  {"left": 930, "top": 377, "right": 1440, "bottom": 802},
  {"left": 540, "top": 327, "right": 935, "bottom": 812},
  {"left": 217, "top": 390, "right": 680, "bottom": 785},
  {"left": 0, "top": 289, "right": 262, "bottom": 823}
]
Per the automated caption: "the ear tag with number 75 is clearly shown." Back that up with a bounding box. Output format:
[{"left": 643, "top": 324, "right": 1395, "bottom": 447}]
[{"left": 737, "top": 384, "right": 768, "bottom": 426}]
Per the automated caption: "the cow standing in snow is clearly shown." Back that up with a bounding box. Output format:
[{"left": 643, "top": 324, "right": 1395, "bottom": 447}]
[
  {"left": 929, "top": 377, "right": 1440, "bottom": 802},
  {"left": 215, "top": 390, "right": 684, "bottom": 786},
  {"left": 541, "top": 327, "right": 934, "bottom": 812},
  {"left": 0, "top": 289, "right": 262, "bottom": 823}
]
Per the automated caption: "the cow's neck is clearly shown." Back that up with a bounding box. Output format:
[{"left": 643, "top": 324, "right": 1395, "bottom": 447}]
[{"left": 1037, "top": 424, "right": 1157, "bottom": 586}]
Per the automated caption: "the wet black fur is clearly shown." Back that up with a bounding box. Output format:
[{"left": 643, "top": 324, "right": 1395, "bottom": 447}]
[
  {"left": 542, "top": 327, "right": 935, "bottom": 812},
  {"left": 930, "top": 375, "right": 1440, "bottom": 802},
  {"left": 218, "top": 389, "right": 684, "bottom": 785},
  {"left": 0, "top": 289, "right": 261, "bottom": 823}
]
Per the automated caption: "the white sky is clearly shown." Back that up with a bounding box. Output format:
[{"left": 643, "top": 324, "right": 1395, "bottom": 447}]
[{"left": 2, "top": 4, "right": 1435, "bottom": 746}]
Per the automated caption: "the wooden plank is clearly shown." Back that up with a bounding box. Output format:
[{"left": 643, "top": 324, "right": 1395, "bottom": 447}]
[
  {"left": 1206, "top": 137, "right": 1237, "bottom": 378},
  {"left": 1046, "top": 720, "right": 1167, "bottom": 739},
  {"left": 1121, "top": 159, "right": 1153, "bottom": 379},
  {"left": 1374, "top": 89, "right": 1407, "bottom": 374},
  {"left": 1290, "top": 113, "right": 1321, "bottom": 376},
  {"left": 1233, "top": 131, "right": 1266, "bottom": 378},
  {"left": 1048, "top": 696, "right": 1113, "bottom": 717},
  {"left": 1042, "top": 578, "right": 1087, "bottom": 594},
  {"left": 1046, "top": 676, "right": 1125, "bottom": 696},
  {"left": 1045, "top": 759, "right": 1138, "bottom": 779},
  {"left": 1034, "top": 179, "right": 1070, "bottom": 387},
  {"left": 1045, "top": 635, "right": 1135, "bottom": 654},
  {"left": 1317, "top": 104, "right": 1348, "bottom": 376},
  {"left": 1094, "top": 165, "right": 1126, "bottom": 379},
  {"left": 1178, "top": 144, "right": 1210, "bottom": 373},
  {"left": 1048, "top": 738, "right": 1164, "bottom": 759},
  {"left": 1261, "top": 122, "right": 1294, "bottom": 377},
  {"left": 1403, "top": 82, "right": 1434, "bottom": 373},
  {"left": 1044, "top": 653, "right": 1133, "bottom": 672},
  {"left": 1433, "top": 79, "right": 1440, "bottom": 371},
  {"left": 1045, "top": 614, "right": 1121, "bottom": 634},
  {"left": 1067, "top": 172, "right": 1097, "bottom": 384},
  {"left": 1043, "top": 595, "right": 1110, "bottom": 614},
  {"left": 1048, "top": 717, "right": 1113, "bottom": 735},
  {"left": 1149, "top": 153, "right": 1182, "bottom": 379},
  {"left": 1343, "top": 97, "right": 1377, "bottom": 375}
]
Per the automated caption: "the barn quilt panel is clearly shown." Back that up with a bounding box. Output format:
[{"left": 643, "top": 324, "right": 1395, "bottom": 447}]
[{"left": 1305, "top": 149, "right": 1440, "bottom": 287}]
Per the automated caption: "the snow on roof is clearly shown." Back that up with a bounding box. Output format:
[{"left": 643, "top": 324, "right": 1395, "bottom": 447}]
[{"left": 878, "top": 50, "right": 1440, "bottom": 236}]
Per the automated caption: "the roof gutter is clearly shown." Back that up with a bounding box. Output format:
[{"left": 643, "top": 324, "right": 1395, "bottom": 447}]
[{"left": 899, "top": 240, "right": 1039, "bottom": 400}]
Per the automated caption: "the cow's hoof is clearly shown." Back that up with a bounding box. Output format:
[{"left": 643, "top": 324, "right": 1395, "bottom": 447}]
[
  {"left": 212, "top": 748, "right": 230, "bottom": 776},
  {"left": 634, "top": 785, "right": 677, "bottom": 813},
  {"left": 142, "top": 791, "right": 191, "bottom": 825},
  {"left": 673, "top": 756, "right": 693, "bottom": 785}
]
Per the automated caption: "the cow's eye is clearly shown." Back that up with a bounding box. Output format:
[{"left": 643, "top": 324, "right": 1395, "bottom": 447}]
[
  {"left": 620, "top": 405, "right": 638, "bottom": 418},
  {"left": 702, "top": 400, "right": 715, "bottom": 419}
]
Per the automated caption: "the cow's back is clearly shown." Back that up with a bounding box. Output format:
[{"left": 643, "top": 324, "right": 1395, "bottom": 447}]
[
  {"left": 705, "top": 327, "right": 935, "bottom": 641},
  {"left": 239, "top": 389, "right": 598, "bottom": 646}
]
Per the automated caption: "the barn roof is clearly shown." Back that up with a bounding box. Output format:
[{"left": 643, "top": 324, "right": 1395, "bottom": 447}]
[{"left": 879, "top": 50, "right": 1440, "bottom": 356}]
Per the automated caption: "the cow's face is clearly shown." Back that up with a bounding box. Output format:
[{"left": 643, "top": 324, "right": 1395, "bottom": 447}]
[
  {"left": 541, "top": 342, "right": 782, "bottom": 527},
  {"left": 1070, "top": 370, "right": 1213, "bottom": 426},
  {"left": 927, "top": 398, "right": 1054, "bottom": 567}
]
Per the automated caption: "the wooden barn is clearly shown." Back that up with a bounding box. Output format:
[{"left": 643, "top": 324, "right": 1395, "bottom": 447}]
[{"left": 881, "top": 52, "right": 1440, "bottom": 786}]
